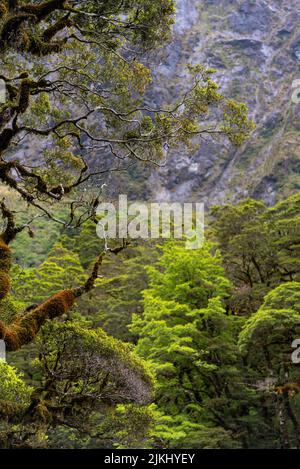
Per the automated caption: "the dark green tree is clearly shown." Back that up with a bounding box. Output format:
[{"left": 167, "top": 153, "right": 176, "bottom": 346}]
[
  {"left": 212, "top": 194, "right": 300, "bottom": 315},
  {"left": 239, "top": 282, "right": 300, "bottom": 449}
]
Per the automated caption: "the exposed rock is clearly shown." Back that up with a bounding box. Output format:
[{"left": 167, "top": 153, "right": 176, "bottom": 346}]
[
  {"left": 228, "top": 1, "right": 274, "bottom": 35},
  {"left": 10, "top": 0, "right": 300, "bottom": 207},
  {"left": 145, "top": 0, "right": 300, "bottom": 206}
]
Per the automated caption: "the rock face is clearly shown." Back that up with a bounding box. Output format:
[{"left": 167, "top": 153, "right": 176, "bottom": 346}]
[
  {"left": 145, "top": 0, "right": 300, "bottom": 205},
  {"left": 9, "top": 1, "right": 299, "bottom": 206}
]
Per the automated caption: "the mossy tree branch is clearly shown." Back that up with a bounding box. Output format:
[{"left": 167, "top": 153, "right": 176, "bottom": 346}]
[
  {"left": 0, "top": 224, "right": 128, "bottom": 351},
  {"left": 0, "top": 0, "right": 253, "bottom": 358}
]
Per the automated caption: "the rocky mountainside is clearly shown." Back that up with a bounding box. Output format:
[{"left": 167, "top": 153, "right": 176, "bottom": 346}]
[
  {"left": 144, "top": 0, "right": 300, "bottom": 205},
  {"left": 8, "top": 0, "right": 300, "bottom": 206}
]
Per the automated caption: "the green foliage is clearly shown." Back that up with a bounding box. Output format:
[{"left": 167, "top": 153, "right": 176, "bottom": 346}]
[
  {"left": 38, "top": 320, "right": 154, "bottom": 407},
  {"left": 131, "top": 241, "right": 246, "bottom": 448},
  {"left": 12, "top": 217, "right": 62, "bottom": 267},
  {"left": 86, "top": 242, "right": 160, "bottom": 341},
  {"left": 0, "top": 0, "right": 259, "bottom": 450},
  {"left": 221, "top": 100, "right": 256, "bottom": 146},
  {"left": 13, "top": 243, "right": 86, "bottom": 304},
  {"left": 152, "top": 408, "right": 240, "bottom": 448},
  {"left": 0, "top": 362, "right": 31, "bottom": 407},
  {"left": 61, "top": 221, "right": 104, "bottom": 270},
  {"left": 212, "top": 194, "right": 300, "bottom": 314},
  {"left": 1, "top": 192, "right": 300, "bottom": 448},
  {"left": 237, "top": 282, "right": 300, "bottom": 449},
  {"left": 239, "top": 282, "right": 300, "bottom": 372},
  {"left": 144, "top": 241, "right": 231, "bottom": 308}
]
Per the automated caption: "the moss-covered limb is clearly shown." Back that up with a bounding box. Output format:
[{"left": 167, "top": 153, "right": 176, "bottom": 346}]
[
  {"left": 0, "top": 128, "right": 16, "bottom": 154},
  {"left": 0, "top": 201, "right": 19, "bottom": 300},
  {"left": 0, "top": 2, "right": 69, "bottom": 53},
  {"left": 0, "top": 200, "right": 33, "bottom": 243},
  {"left": 0, "top": 1, "right": 8, "bottom": 16},
  {"left": 0, "top": 77, "right": 50, "bottom": 140},
  {"left": 27, "top": 35, "right": 67, "bottom": 55},
  {"left": 1, "top": 159, "right": 71, "bottom": 202},
  {"left": 0, "top": 203, "right": 75, "bottom": 348},
  {"left": 0, "top": 261, "right": 102, "bottom": 350},
  {"left": 0, "top": 241, "right": 129, "bottom": 351},
  {"left": 0, "top": 78, "right": 32, "bottom": 149},
  {"left": 0, "top": 164, "right": 35, "bottom": 205},
  {"left": 0, "top": 13, "right": 34, "bottom": 45},
  {"left": 0, "top": 241, "right": 11, "bottom": 300},
  {"left": 275, "top": 381, "right": 300, "bottom": 397},
  {"left": 0, "top": 107, "right": 13, "bottom": 134},
  {"left": 20, "top": 0, "right": 67, "bottom": 21},
  {"left": 11, "top": 75, "right": 52, "bottom": 115},
  {"left": 0, "top": 289, "right": 76, "bottom": 351},
  {"left": 0, "top": 74, "right": 18, "bottom": 100},
  {"left": 42, "top": 13, "right": 72, "bottom": 41},
  {"left": 16, "top": 78, "right": 31, "bottom": 113},
  {"left": 74, "top": 252, "right": 105, "bottom": 298},
  {"left": 0, "top": 158, "right": 72, "bottom": 213},
  {"left": 74, "top": 242, "right": 130, "bottom": 297},
  {"left": 0, "top": 200, "right": 19, "bottom": 244},
  {"left": 16, "top": 77, "right": 50, "bottom": 113},
  {"left": 0, "top": 200, "right": 36, "bottom": 301},
  {"left": 0, "top": 76, "right": 35, "bottom": 150},
  {"left": 0, "top": 234, "right": 12, "bottom": 301}
]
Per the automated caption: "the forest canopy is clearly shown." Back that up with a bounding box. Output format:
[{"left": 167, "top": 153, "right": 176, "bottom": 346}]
[{"left": 0, "top": 0, "right": 299, "bottom": 450}]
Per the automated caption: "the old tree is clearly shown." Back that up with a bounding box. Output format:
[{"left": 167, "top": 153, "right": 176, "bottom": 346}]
[{"left": 0, "top": 0, "right": 253, "bottom": 447}]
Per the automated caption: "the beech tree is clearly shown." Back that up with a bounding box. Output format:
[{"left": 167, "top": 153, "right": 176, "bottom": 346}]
[
  {"left": 0, "top": 0, "right": 253, "bottom": 351},
  {"left": 130, "top": 241, "right": 243, "bottom": 448}
]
